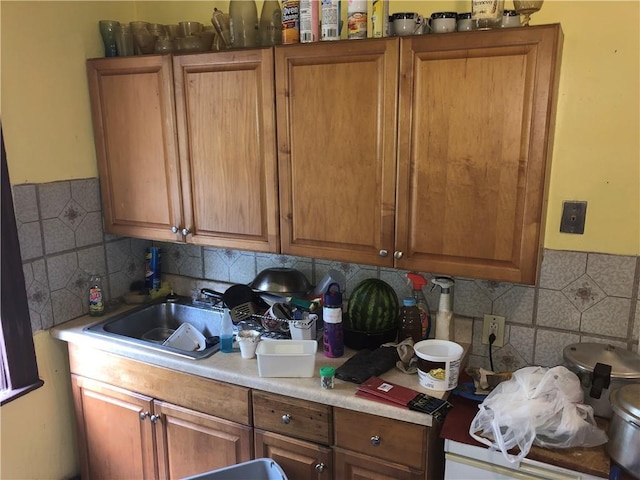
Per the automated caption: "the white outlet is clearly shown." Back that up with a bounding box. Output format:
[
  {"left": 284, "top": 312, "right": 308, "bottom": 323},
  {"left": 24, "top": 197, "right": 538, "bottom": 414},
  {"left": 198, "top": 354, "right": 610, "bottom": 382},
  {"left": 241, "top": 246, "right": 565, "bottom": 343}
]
[{"left": 482, "top": 314, "right": 505, "bottom": 347}]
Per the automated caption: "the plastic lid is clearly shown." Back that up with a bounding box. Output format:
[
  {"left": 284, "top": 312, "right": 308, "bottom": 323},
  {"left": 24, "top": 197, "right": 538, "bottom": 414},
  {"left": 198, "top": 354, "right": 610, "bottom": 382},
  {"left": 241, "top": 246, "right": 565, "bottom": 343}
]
[
  {"left": 610, "top": 383, "right": 640, "bottom": 424},
  {"left": 320, "top": 366, "right": 335, "bottom": 376},
  {"left": 403, "top": 297, "right": 417, "bottom": 307},
  {"left": 323, "top": 283, "right": 342, "bottom": 307},
  {"left": 563, "top": 343, "right": 640, "bottom": 379}
]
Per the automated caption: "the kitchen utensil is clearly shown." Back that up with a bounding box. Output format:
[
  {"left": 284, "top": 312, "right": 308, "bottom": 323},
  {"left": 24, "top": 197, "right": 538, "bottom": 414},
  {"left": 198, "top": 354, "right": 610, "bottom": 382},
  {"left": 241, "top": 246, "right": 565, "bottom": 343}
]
[
  {"left": 563, "top": 343, "right": 640, "bottom": 418},
  {"left": 607, "top": 383, "right": 640, "bottom": 479},
  {"left": 224, "top": 284, "right": 259, "bottom": 323},
  {"left": 249, "top": 268, "right": 312, "bottom": 298},
  {"left": 257, "top": 292, "right": 318, "bottom": 312}
]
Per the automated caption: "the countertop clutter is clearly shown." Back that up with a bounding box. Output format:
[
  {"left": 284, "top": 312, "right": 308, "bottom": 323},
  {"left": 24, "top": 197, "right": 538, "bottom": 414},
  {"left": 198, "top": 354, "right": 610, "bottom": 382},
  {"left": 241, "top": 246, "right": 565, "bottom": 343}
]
[{"left": 51, "top": 303, "right": 453, "bottom": 428}]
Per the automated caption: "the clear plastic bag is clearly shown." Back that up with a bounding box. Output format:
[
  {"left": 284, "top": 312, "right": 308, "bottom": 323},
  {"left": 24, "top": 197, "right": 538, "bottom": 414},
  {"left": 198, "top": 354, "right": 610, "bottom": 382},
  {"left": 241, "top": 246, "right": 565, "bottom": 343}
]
[{"left": 469, "top": 366, "right": 608, "bottom": 463}]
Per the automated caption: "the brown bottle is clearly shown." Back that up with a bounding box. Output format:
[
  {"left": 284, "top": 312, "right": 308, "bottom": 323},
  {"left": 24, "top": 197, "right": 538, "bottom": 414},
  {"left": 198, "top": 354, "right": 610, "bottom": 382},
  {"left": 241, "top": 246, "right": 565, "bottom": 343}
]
[{"left": 398, "top": 297, "right": 422, "bottom": 343}]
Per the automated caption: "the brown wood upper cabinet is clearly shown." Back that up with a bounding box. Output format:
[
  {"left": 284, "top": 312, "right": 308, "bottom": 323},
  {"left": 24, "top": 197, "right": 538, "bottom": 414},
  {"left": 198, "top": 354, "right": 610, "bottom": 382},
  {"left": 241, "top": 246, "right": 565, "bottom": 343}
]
[
  {"left": 87, "top": 49, "right": 279, "bottom": 252},
  {"left": 276, "top": 25, "right": 563, "bottom": 284}
]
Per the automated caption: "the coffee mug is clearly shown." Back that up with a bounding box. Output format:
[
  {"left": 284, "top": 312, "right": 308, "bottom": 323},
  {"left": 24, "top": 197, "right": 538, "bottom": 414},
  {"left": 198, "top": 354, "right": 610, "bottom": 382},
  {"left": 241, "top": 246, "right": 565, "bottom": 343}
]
[
  {"left": 456, "top": 12, "right": 474, "bottom": 32},
  {"left": 501, "top": 10, "right": 521, "bottom": 28},
  {"left": 429, "top": 12, "right": 457, "bottom": 34},
  {"left": 391, "top": 12, "right": 423, "bottom": 36}
]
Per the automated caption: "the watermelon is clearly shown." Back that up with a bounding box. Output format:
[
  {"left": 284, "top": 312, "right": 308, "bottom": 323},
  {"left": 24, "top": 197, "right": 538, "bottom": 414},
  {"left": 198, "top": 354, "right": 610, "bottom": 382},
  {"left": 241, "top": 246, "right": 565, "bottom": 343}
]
[{"left": 346, "top": 279, "right": 399, "bottom": 332}]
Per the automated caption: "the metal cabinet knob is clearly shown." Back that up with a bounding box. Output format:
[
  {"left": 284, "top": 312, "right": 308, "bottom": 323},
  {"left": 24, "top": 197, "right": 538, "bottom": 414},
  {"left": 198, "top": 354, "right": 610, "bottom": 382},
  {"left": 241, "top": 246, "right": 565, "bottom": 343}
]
[
  {"left": 139, "top": 411, "right": 150, "bottom": 420},
  {"left": 379, "top": 250, "right": 388, "bottom": 257},
  {"left": 370, "top": 435, "right": 381, "bottom": 446},
  {"left": 150, "top": 414, "right": 161, "bottom": 424},
  {"left": 315, "top": 462, "right": 326, "bottom": 473},
  {"left": 394, "top": 251, "right": 403, "bottom": 259},
  {"left": 181, "top": 228, "right": 191, "bottom": 236},
  {"left": 171, "top": 226, "right": 179, "bottom": 233},
  {"left": 281, "top": 414, "right": 291, "bottom": 425}
]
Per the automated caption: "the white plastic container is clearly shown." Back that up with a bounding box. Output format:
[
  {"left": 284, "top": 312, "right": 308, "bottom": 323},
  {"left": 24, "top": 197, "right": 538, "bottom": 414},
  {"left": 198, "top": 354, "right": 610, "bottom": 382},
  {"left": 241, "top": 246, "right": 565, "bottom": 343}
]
[
  {"left": 414, "top": 339, "right": 463, "bottom": 391},
  {"left": 256, "top": 340, "right": 317, "bottom": 377},
  {"left": 289, "top": 314, "right": 317, "bottom": 340},
  {"left": 162, "top": 323, "right": 206, "bottom": 352}
]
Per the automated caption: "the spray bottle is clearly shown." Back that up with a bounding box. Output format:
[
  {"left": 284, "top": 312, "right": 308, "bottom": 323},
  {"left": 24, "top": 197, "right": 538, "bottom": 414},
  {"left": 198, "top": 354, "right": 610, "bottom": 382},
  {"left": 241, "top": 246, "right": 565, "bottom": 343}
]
[
  {"left": 406, "top": 273, "right": 432, "bottom": 339},
  {"left": 431, "top": 277, "right": 455, "bottom": 341}
]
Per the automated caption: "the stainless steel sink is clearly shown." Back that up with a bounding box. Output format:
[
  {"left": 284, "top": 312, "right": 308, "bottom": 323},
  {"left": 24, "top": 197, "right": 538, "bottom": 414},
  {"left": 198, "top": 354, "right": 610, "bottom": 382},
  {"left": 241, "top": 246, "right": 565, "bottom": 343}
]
[{"left": 84, "top": 297, "right": 223, "bottom": 359}]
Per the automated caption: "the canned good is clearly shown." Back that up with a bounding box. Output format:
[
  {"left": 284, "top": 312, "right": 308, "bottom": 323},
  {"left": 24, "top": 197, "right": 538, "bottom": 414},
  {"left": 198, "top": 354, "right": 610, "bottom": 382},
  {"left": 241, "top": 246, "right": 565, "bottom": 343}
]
[{"left": 282, "top": 0, "right": 300, "bottom": 44}]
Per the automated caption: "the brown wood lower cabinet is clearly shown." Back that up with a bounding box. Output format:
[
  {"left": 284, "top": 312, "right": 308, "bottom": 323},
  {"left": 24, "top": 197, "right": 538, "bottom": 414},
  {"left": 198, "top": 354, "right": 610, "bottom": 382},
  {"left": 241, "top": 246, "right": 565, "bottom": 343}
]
[
  {"left": 72, "top": 375, "right": 252, "bottom": 480},
  {"left": 334, "top": 447, "right": 425, "bottom": 480},
  {"left": 255, "top": 429, "right": 332, "bottom": 480},
  {"left": 68, "top": 345, "right": 252, "bottom": 480}
]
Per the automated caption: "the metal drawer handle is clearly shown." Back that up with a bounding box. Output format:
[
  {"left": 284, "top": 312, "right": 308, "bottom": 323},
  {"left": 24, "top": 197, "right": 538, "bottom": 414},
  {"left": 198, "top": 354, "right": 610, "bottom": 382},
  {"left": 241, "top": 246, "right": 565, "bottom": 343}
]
[
  {"left": 394, "top": 251, "right": 403, "bottom": 259},
  {"left": 315, "top": 462, "right": 326, "bottom": 473},
  {"left": 150, "top": 414, "right": 161, "bottom": 424},
  {"left": 281, "top": 414, "right": 291, "bottom": 425},
  {"left": 370, "top": 435, "right": 381, "bottom": 446},
  {"left": 181, "top": 228, "right": 191, "bottom": 236},
  {"left": 171, "top": 226, "right": 179, "bottom": 233},
  {"left": 379, "top": 250, "right": 388, "bottom": 257},
  {"left": 139, "top": 411, "right": 150, "bottom": 421}
]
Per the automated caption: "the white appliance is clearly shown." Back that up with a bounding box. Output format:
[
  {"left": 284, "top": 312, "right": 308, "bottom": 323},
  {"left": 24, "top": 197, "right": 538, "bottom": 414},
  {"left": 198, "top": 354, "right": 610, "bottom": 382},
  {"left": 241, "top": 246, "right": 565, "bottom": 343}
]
[{"left": 444, "top": 439, "right": 606, "bottom": 480}]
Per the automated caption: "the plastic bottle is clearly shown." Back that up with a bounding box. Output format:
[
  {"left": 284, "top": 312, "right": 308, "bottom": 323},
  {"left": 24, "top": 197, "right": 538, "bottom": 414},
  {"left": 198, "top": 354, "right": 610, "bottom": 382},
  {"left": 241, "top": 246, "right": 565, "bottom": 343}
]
[
  {"left": 88, "top": 274, "right": 105, "bottom": 317},
  {"left": 282, "top": 0, "right": 300, "bottom": 44},
  {"left": 321, "top": 0, "right": 341, "bottom": 41},
  {"left": 322, "top": 283, "right": 344, "bottom": 358},
  {"left": 259, "top": 0, "right": 283, "bottom": 46},
  {"left": 220, "top": 310, "right": 235, "bottom": 353},
  {"left": 229, "top": 0, "right": 259, "bottom": 48},
  {"left": 371, "top": 0, "right": 389, "bottom": 37},
  {"left": 407, "top": 273, "right": 432, "bottom": 339},
  {"left": 299, "top": 0, "right": 319, "bottom": 42},
  {"left": 347, "top": 0, "right": 367, "bottom": 39},
  {"left": 432, "top": 277, "right": 455, "bottom": 341},
  {"left": 398, "top": 297, "right": 422, "bottom": 343}
]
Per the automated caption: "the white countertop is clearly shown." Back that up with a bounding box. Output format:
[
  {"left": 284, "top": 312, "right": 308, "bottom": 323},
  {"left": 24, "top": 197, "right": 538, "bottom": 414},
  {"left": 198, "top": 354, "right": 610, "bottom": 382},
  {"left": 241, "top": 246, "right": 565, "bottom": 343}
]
[{"left": 51, "top": 304, "right": 468, "bottom": 428}]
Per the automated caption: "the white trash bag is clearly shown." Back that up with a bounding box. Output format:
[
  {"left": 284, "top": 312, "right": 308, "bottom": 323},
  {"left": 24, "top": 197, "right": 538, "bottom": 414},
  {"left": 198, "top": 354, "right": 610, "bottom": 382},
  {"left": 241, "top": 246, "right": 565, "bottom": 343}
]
[{"left": 469, "top": 365, "right": 608, "bottom": 463}]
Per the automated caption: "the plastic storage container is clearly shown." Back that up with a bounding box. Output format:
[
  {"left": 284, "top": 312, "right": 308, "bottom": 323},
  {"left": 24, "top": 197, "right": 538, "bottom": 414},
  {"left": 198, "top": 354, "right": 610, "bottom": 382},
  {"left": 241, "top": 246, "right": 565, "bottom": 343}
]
[
  {"left": 414, "top": 339, "right": 463, "bottom": 391},
  {"left": 256, "top": 340, "right": 317, "bottom": 377},
  {"left": 398, "top": 297, "right": 422, "bottom": 343},
  {"left": 182, "top": 458, "right": 288, "bottom": 480}
]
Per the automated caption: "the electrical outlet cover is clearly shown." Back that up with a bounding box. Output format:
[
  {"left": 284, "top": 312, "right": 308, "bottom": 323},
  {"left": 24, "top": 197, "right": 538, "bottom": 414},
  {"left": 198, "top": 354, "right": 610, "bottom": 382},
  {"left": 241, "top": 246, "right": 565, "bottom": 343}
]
[{"left": 482, "top": 314, "right": 505, "bottom": 347}]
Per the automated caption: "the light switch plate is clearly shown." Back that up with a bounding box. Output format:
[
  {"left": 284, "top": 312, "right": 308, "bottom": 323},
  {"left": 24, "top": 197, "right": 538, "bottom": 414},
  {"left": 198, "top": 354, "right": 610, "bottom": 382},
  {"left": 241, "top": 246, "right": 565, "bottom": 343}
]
[{"left": 560, "top": 201, "right": 587, "bottom": 234}]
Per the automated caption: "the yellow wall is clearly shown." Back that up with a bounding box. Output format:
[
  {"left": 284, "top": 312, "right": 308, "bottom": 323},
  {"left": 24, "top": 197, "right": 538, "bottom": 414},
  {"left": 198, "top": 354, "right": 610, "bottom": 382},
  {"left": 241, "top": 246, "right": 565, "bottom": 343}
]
[{"left": 0, "top": 333, "right": 79, "bottom": 480}]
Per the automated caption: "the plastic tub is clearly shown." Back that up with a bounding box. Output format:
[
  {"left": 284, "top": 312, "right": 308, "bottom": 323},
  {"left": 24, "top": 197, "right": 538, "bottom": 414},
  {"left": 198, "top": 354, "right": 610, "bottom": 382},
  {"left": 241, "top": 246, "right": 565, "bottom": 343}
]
[
  {"left": 162, "top": 323, "right": 206, "bottom": 352},
  {"left": 414, "top": 339, "right": 463, "bottom": 391},
  {"left": 256, "top": 340, "right": 317, "bottom": 377},
  {"left": 182, "top": 458, "right": 287, "bottom": 480}
]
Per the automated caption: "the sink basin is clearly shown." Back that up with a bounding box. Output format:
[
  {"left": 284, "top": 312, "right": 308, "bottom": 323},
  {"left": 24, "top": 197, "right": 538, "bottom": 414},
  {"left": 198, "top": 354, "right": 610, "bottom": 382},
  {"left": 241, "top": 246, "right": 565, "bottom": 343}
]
[{"left": 84, "top": 298, "right": 223, "bottom": 359}]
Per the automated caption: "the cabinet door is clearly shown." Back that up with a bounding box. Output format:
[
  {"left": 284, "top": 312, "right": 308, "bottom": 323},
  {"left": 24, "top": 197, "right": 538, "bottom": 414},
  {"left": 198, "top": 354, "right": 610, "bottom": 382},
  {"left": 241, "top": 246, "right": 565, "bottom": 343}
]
[
  {"left": 396, "top": 26, "right": 563, "bottom": 284},
  {"left": 173, "top": 49, "right": 280, "bottom": 252},
  {"left": 275, "top": 38, "right": 399, "bottom": 266},
  {"left": 334, "top": 447, "right": 424, "bottom": 480},
  {"left": 154, "top": 400, "right": 252, "bottom": 480},
  {"left": 71, "top": 375, "right": 156, "bottom": 480},
  {"left": 87, "top": 55, "right": 183, "bottom": 242},
  {"left": 255, "top": 429, "right": 332, "bottom": 480}
]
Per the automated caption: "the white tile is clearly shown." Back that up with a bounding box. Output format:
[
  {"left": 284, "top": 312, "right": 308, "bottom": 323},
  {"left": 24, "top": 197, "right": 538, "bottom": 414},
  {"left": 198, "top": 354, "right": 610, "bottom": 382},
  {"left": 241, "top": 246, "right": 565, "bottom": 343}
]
[
  {"left": 536, "top": 289, "right": 580, "bottom": 330},
  {"left": 493, "top": 285, "right": 535, "bottom": 325},
  {"left": 581, "top": 297, "right": 631, "bottom": 338},
  {"left": 587, "top": 253, "right": 636, "bottom": 298},
  {"left": 539, "top": 249, "right": 587, "bottom": 290}
]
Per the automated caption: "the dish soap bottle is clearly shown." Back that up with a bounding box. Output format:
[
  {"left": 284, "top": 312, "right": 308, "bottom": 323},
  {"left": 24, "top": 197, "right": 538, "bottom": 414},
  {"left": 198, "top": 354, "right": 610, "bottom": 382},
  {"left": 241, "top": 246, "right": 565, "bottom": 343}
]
[
  {"left": 88, "top": 274, "right": 105, "bottom": 317},
  {"left": 407, "top": 272, "right": 432, "bottom": 339},
  {"left": 220, "top": 310, "right": 235, "bottom": 353},
  {"left": 398, "top": 297, "right": 422, "bottom": 343},
  {"left": 431, "top": 277, "right": 455, "bottom": 340},
  {"left": 322, "top": 283, "right": 344, "bottom": 358}
]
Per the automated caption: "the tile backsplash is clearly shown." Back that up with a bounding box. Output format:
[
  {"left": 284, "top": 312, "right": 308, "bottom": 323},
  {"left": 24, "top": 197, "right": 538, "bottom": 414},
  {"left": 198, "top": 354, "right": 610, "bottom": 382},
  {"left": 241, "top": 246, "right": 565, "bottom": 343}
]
[{"left": 14, "top": 178, "right": 639, "bottom": 370}]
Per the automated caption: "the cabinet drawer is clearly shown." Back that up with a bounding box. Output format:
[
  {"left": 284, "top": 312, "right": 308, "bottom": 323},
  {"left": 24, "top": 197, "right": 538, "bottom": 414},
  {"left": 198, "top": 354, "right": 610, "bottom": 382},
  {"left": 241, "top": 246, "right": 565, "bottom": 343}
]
[
  {"left": 68, "top": 344, "right": 251, "bottom": 425},
  {"left": 334, "top": 407, "right": 427, "bottom": 470},
  {"left": 252, "top": 391, "right": 332, "bottom": 445}
]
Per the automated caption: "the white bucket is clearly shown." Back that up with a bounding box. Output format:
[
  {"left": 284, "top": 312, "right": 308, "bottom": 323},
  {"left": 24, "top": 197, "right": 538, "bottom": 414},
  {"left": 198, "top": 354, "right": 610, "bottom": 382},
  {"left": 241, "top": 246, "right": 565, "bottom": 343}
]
[{"left": 414, "top": 339, "right": 463, "bottom": 391}]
